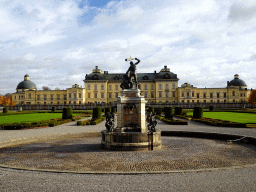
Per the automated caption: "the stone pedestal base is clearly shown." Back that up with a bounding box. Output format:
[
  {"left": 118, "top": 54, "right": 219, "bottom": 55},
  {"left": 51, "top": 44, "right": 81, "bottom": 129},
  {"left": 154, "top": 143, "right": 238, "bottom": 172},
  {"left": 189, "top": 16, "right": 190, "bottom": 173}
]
[{"left": 101, "top": 130, "right": 161, "bottom": 151}]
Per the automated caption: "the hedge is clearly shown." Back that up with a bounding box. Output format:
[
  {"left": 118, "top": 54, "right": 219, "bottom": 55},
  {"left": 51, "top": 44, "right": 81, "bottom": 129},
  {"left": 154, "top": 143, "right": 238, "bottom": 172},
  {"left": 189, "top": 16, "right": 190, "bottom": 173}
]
[
  {"left": 62, "top": 107, "right": 73, "bottom": 119},
  {"left": 154, "top": 107, "right": 162, "bottom": 116},
  {"left": 209, "top": 106, "right": 214, "bottom": 112},
  {"left": 3, "top": 107, "right": 8, "bottom": 113},
  {"left": 105, "top": 107, "right": 111, "bottom": 114},
  {"left": 193, "top": 106, "right": 203, "bottom": 119},
  {"left": 175, "top": 107, "right": 182, "bottom": 115},
  {"left": 93, "top": 107, "right": 102, "bottom": 119},
  {"left": 165, "top": 107, "right": 173, "bottom": 119}
]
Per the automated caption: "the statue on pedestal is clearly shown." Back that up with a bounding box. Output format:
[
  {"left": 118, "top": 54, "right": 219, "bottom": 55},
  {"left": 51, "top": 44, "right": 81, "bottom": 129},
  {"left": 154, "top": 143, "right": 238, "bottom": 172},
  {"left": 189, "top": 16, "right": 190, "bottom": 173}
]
[
  {"left": 146, "top": 112, "right": 157, "bottom": 132},
  {"left": 121, "top": 57, "right": 140, "bottom": 89},
  {"left": 105, "top": 112, "right": 115, "bottom": 132}
]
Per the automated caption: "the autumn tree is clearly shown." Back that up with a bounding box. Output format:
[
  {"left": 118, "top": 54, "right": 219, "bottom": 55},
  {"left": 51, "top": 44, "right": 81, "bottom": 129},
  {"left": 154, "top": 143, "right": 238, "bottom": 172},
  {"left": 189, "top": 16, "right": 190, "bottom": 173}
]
[
  {"left": 0, "top": 95, "right": 15, "bottom": 106},
  {"left": 248, "top": 90, "right": 256, "bottom": 107}
]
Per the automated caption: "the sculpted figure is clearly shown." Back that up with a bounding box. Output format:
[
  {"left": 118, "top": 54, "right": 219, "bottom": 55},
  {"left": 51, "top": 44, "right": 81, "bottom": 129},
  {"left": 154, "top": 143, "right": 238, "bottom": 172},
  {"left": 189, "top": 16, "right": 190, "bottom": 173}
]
[
  {"left": 146, "top": 112, "right": 157, "bottom": 132},
  {"left": 105, "top": 112, "right": 115, "bottom": 132},
  {"left": 126, "top": 58, "right": 140, "bottom": 88},
  {"left": 120, "top": 74, "right": 133, "bottom": 89}
]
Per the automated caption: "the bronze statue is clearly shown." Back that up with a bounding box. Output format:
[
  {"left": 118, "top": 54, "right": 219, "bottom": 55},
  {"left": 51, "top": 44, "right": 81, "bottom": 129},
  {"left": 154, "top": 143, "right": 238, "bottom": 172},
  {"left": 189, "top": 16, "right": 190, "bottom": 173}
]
[
  {"left": 146, "top": 112, "right": 157, "bottom": 132},
  {"left": 105, "top": 112, "right": 115, "bottom": 132},
  {"left": 125, "top": 57, "right": 140, "bottom": 88}
]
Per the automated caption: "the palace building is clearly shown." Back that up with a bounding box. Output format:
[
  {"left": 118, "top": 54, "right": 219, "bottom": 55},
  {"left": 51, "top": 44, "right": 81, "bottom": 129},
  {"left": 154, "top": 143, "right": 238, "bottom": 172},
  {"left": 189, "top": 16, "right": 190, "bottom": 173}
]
[{"left": 12, "top": 66, "right": 251, "bottom": 105}]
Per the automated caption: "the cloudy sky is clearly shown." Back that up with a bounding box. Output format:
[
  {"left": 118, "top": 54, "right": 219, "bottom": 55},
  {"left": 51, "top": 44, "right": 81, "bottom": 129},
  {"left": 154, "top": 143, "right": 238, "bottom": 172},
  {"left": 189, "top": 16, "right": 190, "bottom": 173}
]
[{"left": 1, "top": 0, "right": 256, "bottom": 94}]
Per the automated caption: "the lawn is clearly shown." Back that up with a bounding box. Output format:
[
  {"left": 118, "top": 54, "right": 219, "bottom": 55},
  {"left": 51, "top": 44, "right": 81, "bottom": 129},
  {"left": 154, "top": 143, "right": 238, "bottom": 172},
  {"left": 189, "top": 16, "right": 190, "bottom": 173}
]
[
  {"left": 187, "top": 112, "right": 256, "bottom": 123},
  {"left": 0, "top": 113, "right": 64, "bottom": 124}
]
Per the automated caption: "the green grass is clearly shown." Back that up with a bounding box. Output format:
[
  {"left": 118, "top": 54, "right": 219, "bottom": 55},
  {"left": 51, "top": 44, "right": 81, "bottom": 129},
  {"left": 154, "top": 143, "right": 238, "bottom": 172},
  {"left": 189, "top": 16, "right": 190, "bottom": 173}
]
[
  {"left": 187, "top": 112, "right": 256, "bottom": 124},
  {"left": 0, "top": 113, "right": 64, "bottom": 124}
]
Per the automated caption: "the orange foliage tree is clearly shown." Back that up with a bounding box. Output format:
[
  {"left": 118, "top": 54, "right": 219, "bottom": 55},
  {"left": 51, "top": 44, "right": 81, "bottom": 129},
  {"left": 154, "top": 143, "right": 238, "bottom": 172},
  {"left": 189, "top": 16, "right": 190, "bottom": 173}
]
[
  {"left": 248, "top": 90, "right": 256, "bottom": 107},
  {"left": 0, "top": 96, "right": 16, "bottom": 106}
]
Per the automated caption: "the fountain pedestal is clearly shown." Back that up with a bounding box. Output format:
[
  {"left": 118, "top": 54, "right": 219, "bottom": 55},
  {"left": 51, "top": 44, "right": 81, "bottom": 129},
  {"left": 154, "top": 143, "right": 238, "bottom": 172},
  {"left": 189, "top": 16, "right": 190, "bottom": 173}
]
[{"left": 101, "top": 89, "right": 161, "bottom": 151}]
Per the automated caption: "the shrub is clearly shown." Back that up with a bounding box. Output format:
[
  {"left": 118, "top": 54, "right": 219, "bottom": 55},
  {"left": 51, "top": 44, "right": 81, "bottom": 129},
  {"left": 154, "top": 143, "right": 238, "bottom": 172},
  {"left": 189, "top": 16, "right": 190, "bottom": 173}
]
[
  {"left": 77, "top": 121, "right": 83, "bottom": 125},
  {"left": 165, "top": 107, "right": 173, "bottom": 119},
  {"left": 93, "top": 107, "right": 102, "bottom": 119},
  {"left": 62, "top": 107, "right": 73, "bottom": 119},
  {"left": 209, "top": 106, "right": 214, "bottom": 112},
  {"left": 175, "top": 107, "right": 182, "bottom": 115},
  {"left": 193, "top": 106, "right": 203, "bottom": 119},
  {"left": 102, "top": 108, "right": 105, "bottom": 113},
  {"left": 111, "top": 106, "right": 117, "bottom": 113},
  {"left": 3, "top": 107, "right": 8, "bottom": 113},
  {"left": 105, "top": 107, "right": 111, "bottom": 114},
  {"left": 148, "top": 107, "right": 154, "bottom": 113},
  {"left": 154, "top": 107, "right": 162, "bottom": 116},
  {"left": 52, "top": 106, "right": 56, "bottom": 112}
]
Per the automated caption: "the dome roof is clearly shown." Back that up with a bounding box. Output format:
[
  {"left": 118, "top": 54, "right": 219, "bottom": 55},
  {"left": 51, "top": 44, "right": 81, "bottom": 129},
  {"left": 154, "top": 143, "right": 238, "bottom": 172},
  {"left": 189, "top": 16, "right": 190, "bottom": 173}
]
[
  {"left": 16, "top": 75, "right": 37, "bottom": 90},
  {"left": 228, "top": 74, "right": 246, "bottom": 87}
]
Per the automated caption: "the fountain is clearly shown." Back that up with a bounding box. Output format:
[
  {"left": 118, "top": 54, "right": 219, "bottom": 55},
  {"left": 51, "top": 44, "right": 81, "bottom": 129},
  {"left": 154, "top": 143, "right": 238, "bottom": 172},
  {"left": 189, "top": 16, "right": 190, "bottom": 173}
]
[{"left": 101, "top": 58, "right": 161, "bottom": 150}]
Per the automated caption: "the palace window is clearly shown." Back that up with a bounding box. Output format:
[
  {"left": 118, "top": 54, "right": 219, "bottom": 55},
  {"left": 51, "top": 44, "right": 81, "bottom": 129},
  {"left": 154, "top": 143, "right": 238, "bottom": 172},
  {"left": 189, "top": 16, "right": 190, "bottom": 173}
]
[
  {"left": 172, "top": 92, "right": 175, "bottom": 97},
  {"left": 74, "top": 101, "right": 76, "bottom": 105},
  {"left": 210, "top": 100, "right": 213, "bottom": 103},
  {"left": 44, "top": 95, "right": 47, "bottom": 100},
  {"left": 232, "top": 91, "right": 235, "bottom": 96},
  {"left": 74, "top": 93, "right": 77, "bottom": 99},
  {"left": 87, "top": 85, "right": 90, "bottom": 90},
  {"left": 94, "top": 93, "right": 97, "bottom": 98},
  {"left": 88, "top": 93, "right": 90, "bottom": 98},
  {"left": 28, "top": 93, "right": 31, "bottom": 99},
  {"left": 57, "top": 95, "right": 60, "bottom": 100},
  {"left": 151, "top": 92, "right": 154, "bottom": 98},
  {"left": 50, "top": 94, "right": 53, "bottom": 100},
  {"left": 159, "top": 92, "right": 162, "bottom": 98},
  {"left": 64, "top": 94, "right": 67, "bottom": 100},
  {"left": 192, "top": 92, "right": 194, "bottom": 97},
  {"left": 203, "top": 93, "right": 206, "bottom": 98},
  {"left": 197, "top": 93, "right": 199, "bottom": 98},
  {"left": 79, "top": 93, "right": 81, "bottom": 98},
  {"left": 204, "top": 100, "right": 206, "bottom": 103},
  {"left": 182, "top": 92, "right": 184, "bottom": 97},
  {"left": 224, "top": 93, "right": 226, "bottom": 98},
  {"left": 115, "top": 85, "right": 118, "bottom": 90},
  {"left": 115, "top": 93, "right": 118, "bottom": 98},
  {"left": 109, "top": 85, "right": 112, "bottom": 90},
  {"left": 101, "top": 85, "right": 104, "bottom": 90},
  {"left": 57, "top": 102, "right": 60, "bottom": 105},
  {"left": 44, "top": 102, "right": 46, "bottom": 105},
  {"left": 166, "top": 92, "right": 169, "bottom": 98},
  {"left": 79, "top": 101, "right": 81, "bottom": 104},
  {"left": 145, "top": 85, "right": 147, "bottom": 90},
  {"left": 187, "top": 92, "right": 189, "bottom": 97},
  {"left": 101, "top": 93, "right": 104, "bottom": 98},
  {"left": 159, "top": 84, "right": 162, "bottom": 90},
  {"left": 210, "top": 93, "right": 213, "bottom": 98},
  {"left": 172, "top": 84, "right": 175, "bottom": 89},
  {"left": 145, "top": 93, "right": 148, "bottom": 98},
  {"left": 109, "top": 93, "right": 112, "bottom": 98},
  {"left": 192, "top": 100, "right": 194, "bottom": 103},
  {"left": 19, "top": 95, "right": 20, "bottom": 99},
  {"left": 69, "top": 93, "right": 71, "bottom": 98},
  {"left": 165, "top": 84, "right": 168, "bottom": 89},
  {"left": 151, "top": 85, "right": 154, "bottom": 90},
  {"left": 94, "top": 85, "right": 97, "bottom": 90},
  {"left": 217, "top": 93, "right": 219, "bottom": 98},
  {"left": 37, "top": 95, "right": 40, "bottom": 100}
]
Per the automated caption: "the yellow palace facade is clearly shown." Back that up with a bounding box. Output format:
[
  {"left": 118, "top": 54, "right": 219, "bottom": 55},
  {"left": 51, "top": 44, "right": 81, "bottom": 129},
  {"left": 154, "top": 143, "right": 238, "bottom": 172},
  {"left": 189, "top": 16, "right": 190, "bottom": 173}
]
[{"left": 12, "top": 66, "right": 251, "bottom": 106}]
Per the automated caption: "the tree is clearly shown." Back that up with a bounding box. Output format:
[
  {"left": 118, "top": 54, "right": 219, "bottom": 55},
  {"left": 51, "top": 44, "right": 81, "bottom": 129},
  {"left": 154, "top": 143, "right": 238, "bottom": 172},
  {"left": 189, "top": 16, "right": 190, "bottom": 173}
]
[
  {"left": 42, "top": 86, "right": 51, "bottom": 90},
  {"left": 0, "top": 95, "right": 15, "bottom": 106},
  {"left": 248, "top": 90, "right": 256, "bottom": 107}
]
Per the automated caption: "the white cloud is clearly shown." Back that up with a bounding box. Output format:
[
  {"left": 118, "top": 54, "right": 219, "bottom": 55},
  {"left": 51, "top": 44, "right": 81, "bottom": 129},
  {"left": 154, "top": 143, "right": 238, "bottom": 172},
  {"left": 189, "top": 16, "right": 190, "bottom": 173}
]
[{"left": 1, "top": 0, "right": 256, "bottom": 94}]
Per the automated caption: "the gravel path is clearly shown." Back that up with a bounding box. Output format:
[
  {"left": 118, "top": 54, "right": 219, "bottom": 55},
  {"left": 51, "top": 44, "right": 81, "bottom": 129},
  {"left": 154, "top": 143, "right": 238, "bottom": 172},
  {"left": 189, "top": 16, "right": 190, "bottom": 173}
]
[{"left": 1, "top": 117, "right": 256, "bottom": 191}]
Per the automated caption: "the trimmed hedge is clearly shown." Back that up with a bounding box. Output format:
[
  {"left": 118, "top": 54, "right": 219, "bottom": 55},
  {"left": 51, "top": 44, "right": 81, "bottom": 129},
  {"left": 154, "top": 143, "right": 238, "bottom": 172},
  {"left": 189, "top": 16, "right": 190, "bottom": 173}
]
[
  {"left": 154, "top": 107, "right": 162, "bottom": 116},
  {"left": 165, "top": 107, "right": 173, "bottom": 119},
  {"left": 77, "top": 117, "right": 106, "bottom": 126},
  {"left": 105, "top": 107, "right": 111, "bottom": 114},
  {"left": 193, "top": 107, "right": 203, "bottom": 119},
  {"left": 3, "top": 107, "right": 8, "bottom": 113},
  {"left": 209, "top": 106, "right": 214, "bottom": 112},
  {"left": 156, "top": 116, "right": 188, "bottom": 125},
  {"left": 52, "top": 106, "right": 56, "bottom": 112},
  {"left": 148, "top": 107, "right": 154, "bottom": 113},
  {"left": 1, "top": 118, "right": 72, "bottom": 130},
  {"left": 62, "top": 107, "right": 73, "bottom": 119},
  {"left": 175, "top": 107, "right": 182, "bottom": 116},
  {"left": 111, "top": 106, "right": 117, "bottom": 113},
  {"left": 93, "top": 107, "right": 102, "bottom": 119}
]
